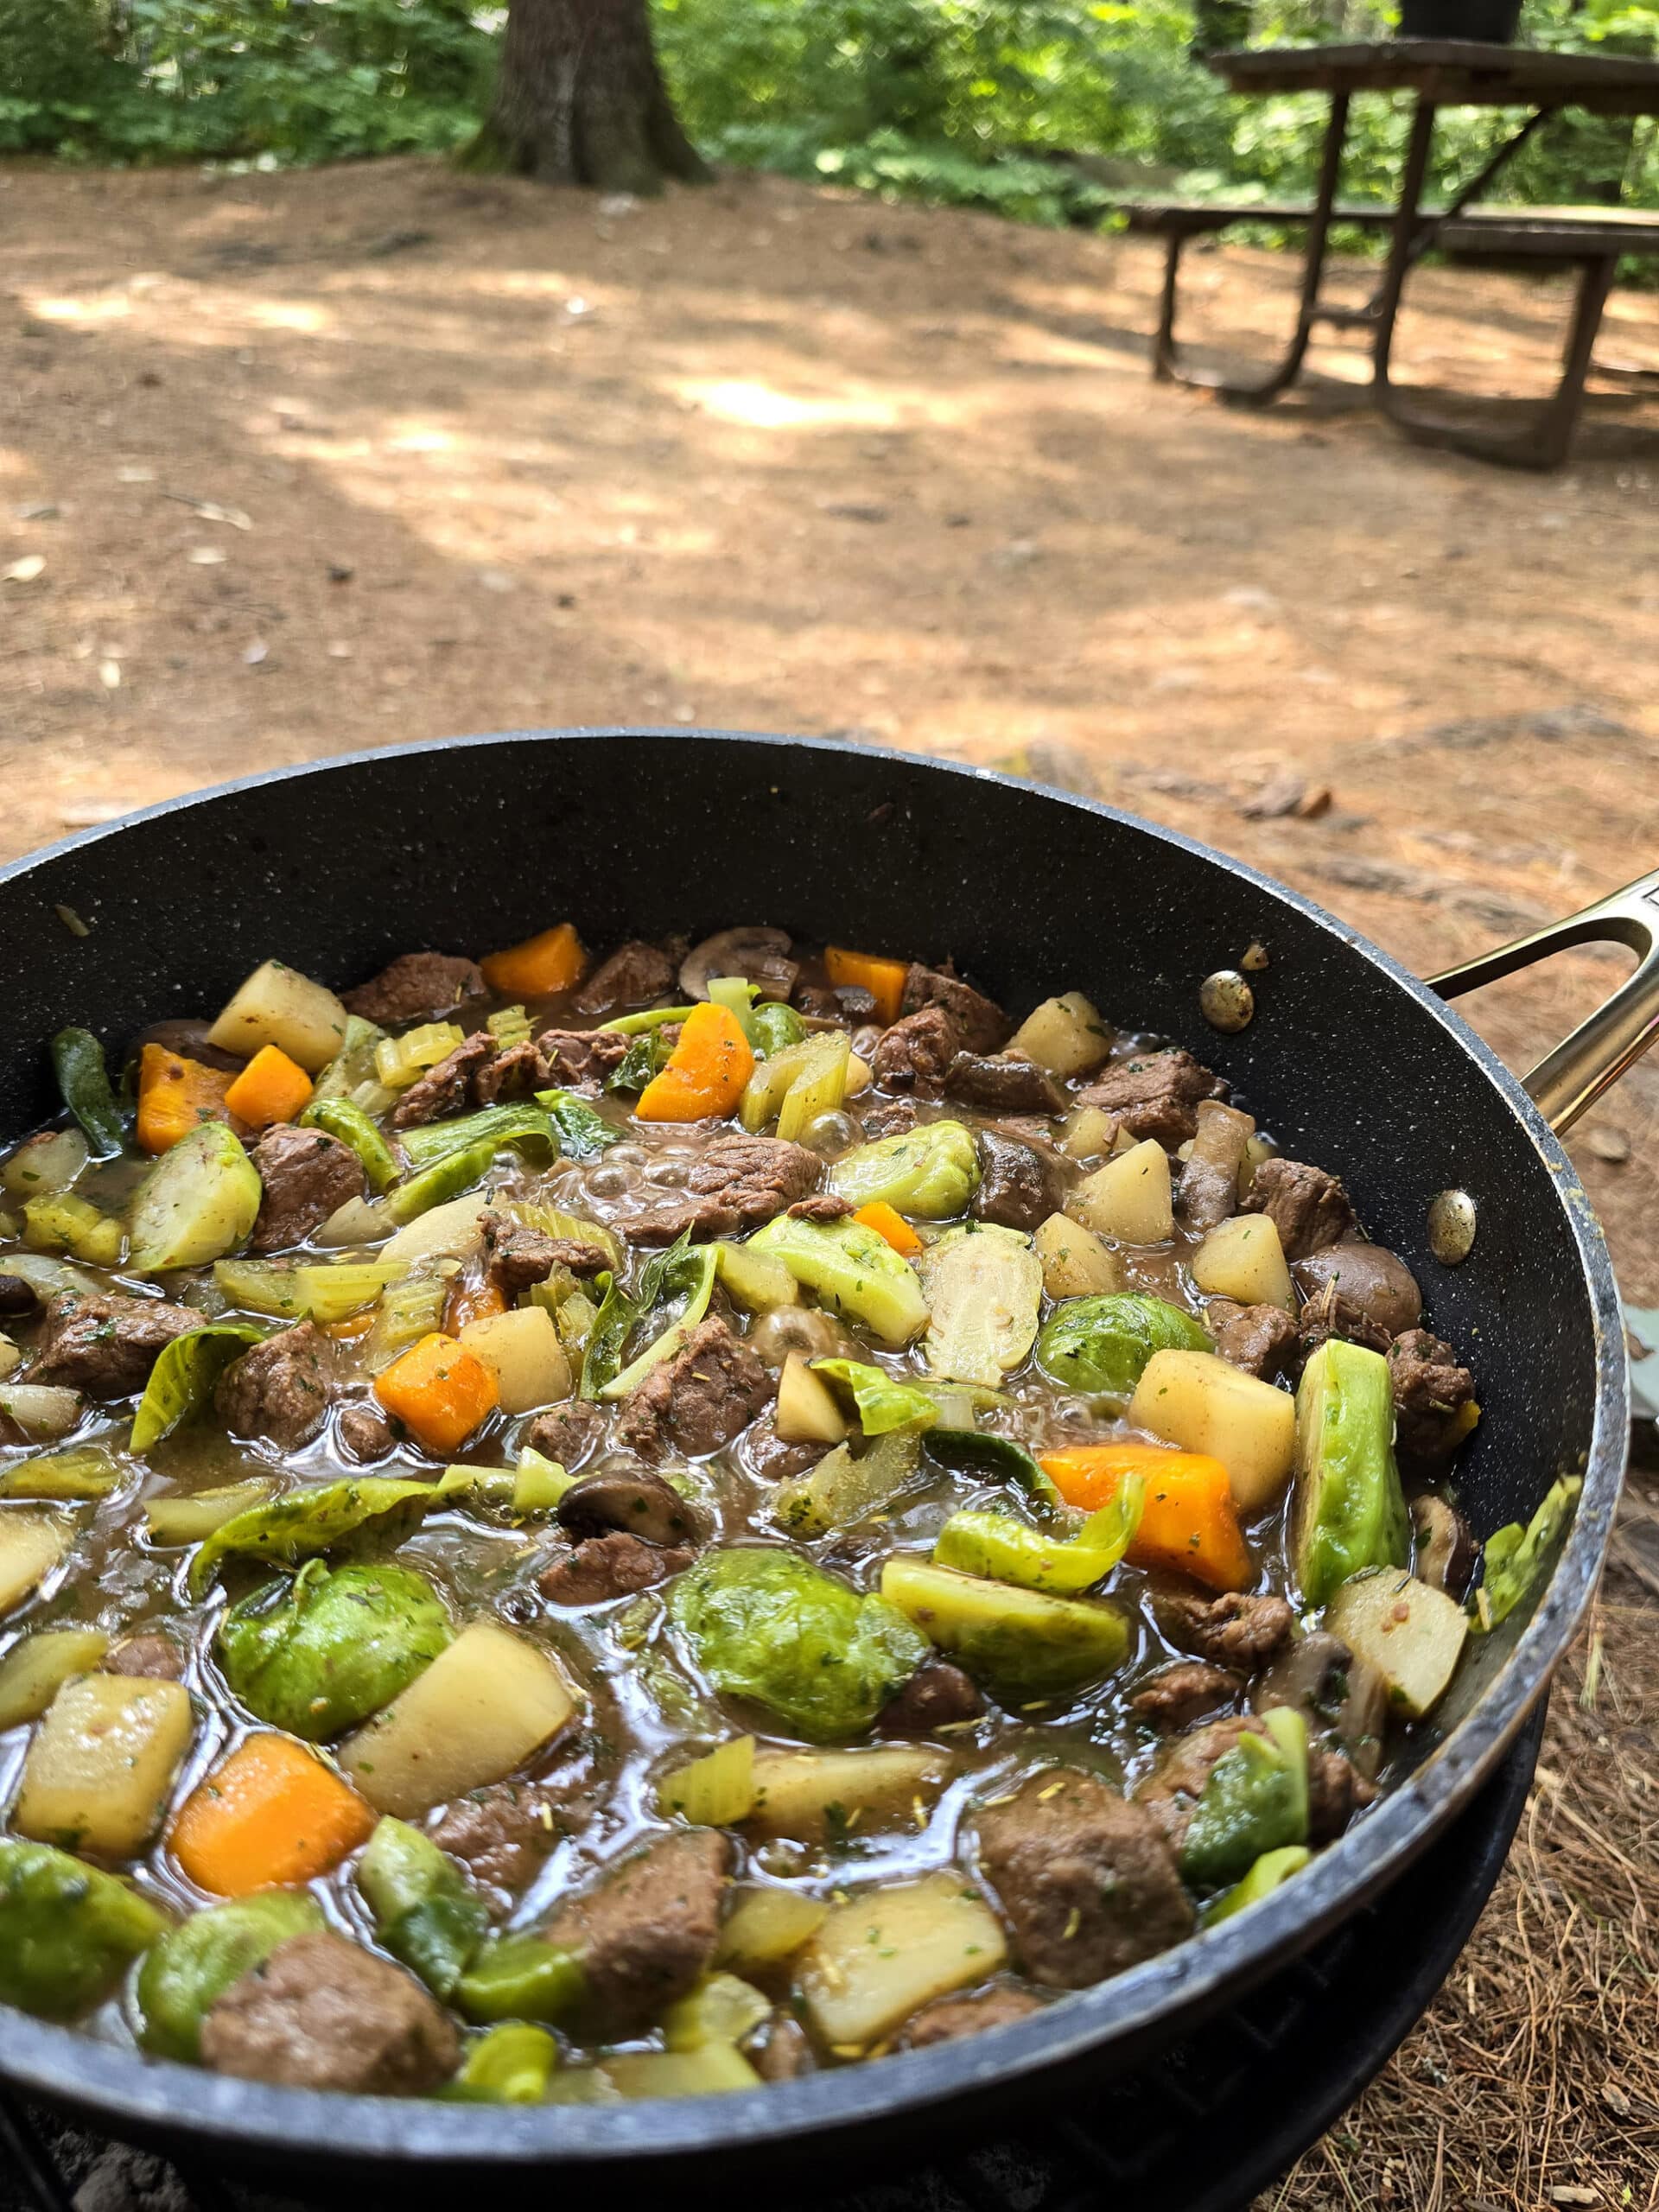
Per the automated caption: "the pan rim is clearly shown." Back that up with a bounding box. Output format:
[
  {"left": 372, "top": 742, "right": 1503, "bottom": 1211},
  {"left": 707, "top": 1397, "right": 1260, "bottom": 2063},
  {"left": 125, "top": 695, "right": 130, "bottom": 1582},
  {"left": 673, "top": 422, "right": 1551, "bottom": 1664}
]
[{"left": 0, "top": 727, "right": 1626, "bottom": 2162}]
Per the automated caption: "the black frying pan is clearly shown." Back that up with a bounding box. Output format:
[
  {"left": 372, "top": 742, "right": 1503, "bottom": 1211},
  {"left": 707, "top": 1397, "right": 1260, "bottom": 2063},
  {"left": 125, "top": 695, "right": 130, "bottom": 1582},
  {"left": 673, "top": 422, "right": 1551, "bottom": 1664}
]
[{"left": 0, "top": 729, "right": 1648, "bottom": 2196}]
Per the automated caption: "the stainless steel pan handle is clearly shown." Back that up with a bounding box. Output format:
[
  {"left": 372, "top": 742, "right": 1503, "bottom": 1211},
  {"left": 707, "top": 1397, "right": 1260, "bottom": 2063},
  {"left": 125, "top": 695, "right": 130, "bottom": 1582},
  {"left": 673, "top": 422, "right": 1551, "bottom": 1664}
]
[{"left": 1430, "top": 866, "right": 1659, "bottom": 1135}]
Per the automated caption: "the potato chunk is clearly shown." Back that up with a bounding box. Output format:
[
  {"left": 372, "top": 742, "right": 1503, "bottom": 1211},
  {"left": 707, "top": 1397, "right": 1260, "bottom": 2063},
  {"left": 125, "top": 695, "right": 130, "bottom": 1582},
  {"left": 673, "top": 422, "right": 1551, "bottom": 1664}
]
[
  {"left": 1069, "top": 1140, "right": 1173, "bottom": 1244},
  {"left": 1191, "top": 1214, "right": 1294, "bottom": 1312},
  {"left": 207, "top": 959, "right": 349, "bottom": 1074},
  {"left": 1129, "top": 1348, "right": 1296, "bottom": 1512},
  {"left": 1007, "top": 993, "right": 1112, "bottom": 1077},
  {"left": 1328, "top": 1569, "right": 1469, "bottom": 1719},
  {"left": 1033, "top": 1212, "right": 1123, "bottom": 1300},
  {"left": 456, "top": 1306, "right": 571, "bottom": 1414},
  {"left": 796, "top": 1872, "right": 1008, "bottom": 2053},
  {"left": 746, "top": 1746, "right": 950, "bottom": 1843},
  {"left": 339, "top": 1620, "right": 579, "bottom": 1817},
  {"left": 0, "top": 1514, "right": 68, "bottom": 1617},
  {"left": 16, "top": 1675, "right": 194, "bottom": 1859}
]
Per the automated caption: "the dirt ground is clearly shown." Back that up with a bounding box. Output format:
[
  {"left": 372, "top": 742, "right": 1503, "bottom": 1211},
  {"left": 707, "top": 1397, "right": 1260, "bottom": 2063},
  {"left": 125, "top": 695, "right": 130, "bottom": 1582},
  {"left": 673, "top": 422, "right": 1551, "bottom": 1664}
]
[{"left": 2, "top": 155, "right": 1658, "bottom": 2209}]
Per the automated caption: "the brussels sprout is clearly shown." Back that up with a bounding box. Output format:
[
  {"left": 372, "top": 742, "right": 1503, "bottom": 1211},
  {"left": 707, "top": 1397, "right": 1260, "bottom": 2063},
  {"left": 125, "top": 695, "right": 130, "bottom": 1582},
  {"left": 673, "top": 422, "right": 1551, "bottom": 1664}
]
[
  {"left": 1034, "top": 1293, "right": 1211, "bottom": 1397},
  {"left": 130, "top": 1322, "right": 276, "bottom": 1453},
  {"left": 772, "top": 1430, "right": 925, "bottom": 1539},
  {"left": 128, "top": 1122, "right": 262, "bottom": 1275},
  {"left": 1472, "top": 1474, "right": 1582, "bottom": 1634},
  {"left": 135, "top": 1891, "right": 324, "bottom": 2060},
  {"left": 669, "top": 1548, "right": 929, "bottom": 1743},
  {"left": 920, "top": 1224, "right": 1043, "bottom": 1388},
  {"left": 457, "top": 1934, "right": 587, "bottom": 2025},
  {"left": 1179, "top": 1708, "right": 1308, "bottom": 1889},
  {"left": 828, "top": 1121, "right": 980, "bottom": 1219},
  {"left": 1292, "top": 1339, "right": 1410, "bottom": 1609},
  {"left": 219, "top": 1560, "right": 452, "bottom": 1740},
  {"left": 932, "top": 1477, "right": 1144, "bottom": 1595},
  {"left": 748, "top": 1214, "right": 928, "bottom": 1349},
  {"left": 879, "top": 1555, "right": 1130, "bottom": 1701},
  {"left": 811, "top": 1357, "right": 937, "bottom": 1437},
  {"left": 359, "top": 1815, "right": 488, "bottom": 1999},
  {"left": 186, "top": 1477, "right": 435, "bottom": 1599},
  {"left": 0, "top": 1840, "right": 167, "bottom": 2021}
]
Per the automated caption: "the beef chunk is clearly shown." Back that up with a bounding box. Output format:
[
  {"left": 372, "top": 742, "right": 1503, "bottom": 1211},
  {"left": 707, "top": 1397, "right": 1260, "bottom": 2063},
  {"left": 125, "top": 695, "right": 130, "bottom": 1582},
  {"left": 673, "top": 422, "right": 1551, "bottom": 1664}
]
[
  {"left": 972, "top": 1128, "right": 1065, "bottom": 1233},
  {"left": 871, "top": 1007, "right": 961, "bottom": 1097},
  {"left": 1157, "top": 1590, "right": 1294, "bottom": 1670},
  {"left": 614, "top": 1317, "right": 769, "bottom": 1460},
  {"left": 535, "top": 1027, "right": 632, "bottom": 1092},
  {"left": 1135, "top": 1716, "right": 1270, "bottom": 1853},
  {"left": 1294, "top": 1241, "right": 1422, "bottom": 1338},
  {"left": 1306, "top": 1746, "right": 1376, "bottom": 1842},
  {"left": 901, "top": 963, "right": 1009, "bottom": 1053},
  {"left": 905, "top": 1986, "right": 1043, "bottom": 2048},
  {"left": 1389, "top": 1329, "right": 1477, "bottom": 1465},
  {"left": 104, "top": 1634, "right": 186, "bottom": 1681},
  {"left": 479, "top": 1209, "right": 608, "bottom": 1298},
  {"left": 1130, "top": 1661, "right": 1241, "bottom": 1731},
  {"left": 860, "top": 1097, "right": 918, "bottom": 1141},
  {"left": 29, "top": 1291, "right": 196, "bottom": 1399},
  {"left": 1205, "top": 1297, "right": 1300, "bottom": 1382},
  {"left": 432, "top": 1780, "right": 579, "bottom": 1905},
  {"left": 542, "top": 1828, "right": 732, "bottom": 2037},
  {"left": 473, "top": 1039, "right": 547, "bottom": 1106},
  {"left": 737, "top": 1412, "right": 828, "bottom": 1484},
  {"left": 945, "top": 1053, "right": 1065, "bottom": 1117},
  {"left": 539, "top": 1531, "right": 697, "bottom": 1606},
  {"left": 1296, "top": 1278, "right": 1393, "bottom": 1361},
  {"left": 342, "top": 951, "right": 483, "bottom": 1027},
  {"left": 1243, "top": 1157, "right": 1354, "bottom": 1260},
  {"left": 389, "top": 1032, "right": 494, "bottom": 1130},
  {"left": 1077, "top": 1049, "right": 1226, "bottom": 1148},
  {"left": 524, "top": 1397, "right": 604, "bottom": 1471},
  {"left": 201, "top": 1930, "right": 459, "bottom": 2095},
  {"left": 573, "top": 941, "right": 676, "bottom": 1014},
  {"left": 977, "top": 1770, "right": 1193, "bottom": 1988},
  {"left": 878, "top": 1659, "right": 983, "bottom": 1736},
  {"left": 337, "top": 1397, "right": 395, "bottom": 1462},
  {"left": 249, "top": 1123, "right": 365, "bottom": 1252},
  {"left": 788, "top": 1193, "right": 855, "bottom": 1223},
  {"left": 630, "top": 1135, "right": 820, "bottom": 1245},
  {"left": 215, "top": 1320, "right": 336, "bottom": 1452}
]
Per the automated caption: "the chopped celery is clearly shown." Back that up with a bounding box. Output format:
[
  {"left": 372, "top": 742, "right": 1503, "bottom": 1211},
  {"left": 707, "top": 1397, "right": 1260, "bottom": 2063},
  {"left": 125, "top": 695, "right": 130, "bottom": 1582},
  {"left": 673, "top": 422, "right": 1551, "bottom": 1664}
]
[
  {"left": 435, "top": 1449, "right": 573, "bottom": 1518},
  {"left": 532, "top": 1089, "right": 621, "bottom": 1160},
  {"left": 772, "top": 1429, "right": 926, "bottom": 1538},
  {"left": 607, "top": 2047, "right": 760, "bottom": 2099},
  {"left": 1292, "top": 1339, "right": 1410, "bottom": 1609},
  {"left": 448, "top": 2023, "right": 557, "bottom": 2103},
  {"left": 213, "top": 1259, "right": 311, "bottom": 1320},
  {"left": 776, "top": 1033, "right": 850, "bottom": 1144},
  {"left": 515, "top": 1446, "right": 574, "bottom": 1513},
  {"left": 299, "top": 1096, "right": 401, "bottom": 1193},
  {"left": 921, "top": 1224, "right": 1043, "bottom": 1388},
  {"left": 22, "top": 1192, "right": 124, "bottom": 1268},
  {"left": 0, "top": 1448, "right": 124, "bottom": 1503},
  {"left": 829, "top": 1121, "right": 980, "bottom": 1220},
  {"left": 750, "top": 1002, "right": 807, "bottom": 1058},
  {"left": 456, "top": 1935, "right": 587, "bottom": 2026},
  {"left": 553, "top": 1288, "right": 599, "bottom": 1362},
  {"left": 385, "top": 1139, "right": 499, "bottom": 1225},
  {"left": 313, "top": 1015, "right": 398, "bottom": 1116},
  {"left": 0, "top": 1253, "right": 99, "bottom": 1301},
  {"left": 143, "top": 1478, "right": 279, "bottom": 1547},
  {"left": 0, "top": 1628, "right": 111, "bottom": 1730},
  {"left": 747, "top": 1213, "right": 927, "bottom": 1348},
  {"left": 1202, "top": 1844, "right": 1313, "bottom": 1928},
  {"left": 130, "top": 1322, "right": 276, "bottom": 1452},
  {"left": 50, "top": 1030, "right": 126, "bottom": 1160},
  {"left": 657, "top": 1735, "right": 756, "bottom": 1824},
  {"left": 706, "top": 976, "right": 760, "bottom": 1042},
  {"left": 292, "top": 1260, "right": 404, "bottom": 1326},
  {"left": 598, "top": 1005, "right": 696, "bottom": 1035},
  {"left": 504, "top": 1202, "right": 621, "bottom": 1270},
  {"left": 398, "top": 1103, "right": 559, "bottom": 1174},
  {"left": 662, "top": 1973, "right": 770, "bottom": 2052},
  {"left": 811, "top": 1358, "right": 937, "bottom": 1436},
  {"left": 738, "top": 1032, "right": 842, "bottom": 1135},
  {"left": 715, "top": 1887, "right": 830, "bottom": 1971},
  {"left": 374, "top": 1023, "right": 467, "bottom": 1090},
  {"left": 364, "top": 1268, "right": 451, "bottom": 1372},
  {"left": 486, "top": 1004, "right": 532, "bottom": 1047}
]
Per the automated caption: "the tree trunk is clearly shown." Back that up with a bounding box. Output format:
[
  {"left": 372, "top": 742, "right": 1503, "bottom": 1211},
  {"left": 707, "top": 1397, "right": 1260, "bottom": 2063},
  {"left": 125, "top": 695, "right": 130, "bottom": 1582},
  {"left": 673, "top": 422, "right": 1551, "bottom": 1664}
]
[{"left": 479, "top": 0, "right": 709, "bottom": 194}]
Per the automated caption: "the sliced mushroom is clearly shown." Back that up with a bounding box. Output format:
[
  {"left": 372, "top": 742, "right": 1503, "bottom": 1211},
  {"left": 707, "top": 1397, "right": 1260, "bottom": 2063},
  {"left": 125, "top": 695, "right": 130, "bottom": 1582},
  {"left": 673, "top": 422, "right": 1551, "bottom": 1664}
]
[
  {"left": 679, "top": 928, "right": 798, "bottom": 1005},
  {"left": 1410, "top": 1494, "right": 1478, "bottom": 1597},
  {"left": 1253, "top": 1630, "right": 1388, "bottom": 1780},
  {"left": 746, "top": 1306, "right": 856, "bottom": 1373},
  {"left": 1293, "top": 1240, "right": 1423, "bottom": 1338},
  {"left": 555, "top": 1468, "right": 704, "bottom": 1551}
]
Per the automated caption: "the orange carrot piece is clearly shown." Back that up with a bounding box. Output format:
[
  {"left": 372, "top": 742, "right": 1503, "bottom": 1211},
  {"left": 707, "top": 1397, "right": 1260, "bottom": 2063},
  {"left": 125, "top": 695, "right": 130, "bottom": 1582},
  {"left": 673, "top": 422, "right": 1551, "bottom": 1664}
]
[
  {"left": 854, "top": 1200, "right": 924, "bottom": 1257},
  {"left": 1039, "top": 1443, "right": 1253, "bottom": 1593},
  {"left": 373, "top": 1331, "right": 499, "bottom": 1457},
  {"left": 444, "top": 1275, "right": 509, "bottom": 1336},
  {"left": 825, "top": 947, "right": 909, "bottom": 1027},
  {"left": 635, "top": 1002, "right": 754, "bottom": 1123},
  {"left": 324, "top": 1312, "right": 377, "bottom": 1343},
  {"left": 480, "top": 923, "right": 587, "bottom": 999},
  {"left": 135, "top": 1044, "right": 237, "bottom": 1156},
  {"left": 171, "top": 1733, "right": 374, "bottom": 1897},
  {"left": 223, "top": 1043, "right": 314, "bottom": 1130}
]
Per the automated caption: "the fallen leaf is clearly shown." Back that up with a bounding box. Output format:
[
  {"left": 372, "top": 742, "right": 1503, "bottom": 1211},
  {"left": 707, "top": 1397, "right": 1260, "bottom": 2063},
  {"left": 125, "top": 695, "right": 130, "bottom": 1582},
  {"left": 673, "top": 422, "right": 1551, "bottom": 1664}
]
[
  {"left": 244, "top": 641, "right": 268, "bottom": 666},
  {"left": 3, "top": 555, "right": 46, "bottom": 583},
  {"left": 187, "top": 545, "right": 226, "bottom": 566},
  {"left": 98, "top": 660, "right": 121, "bottom": 690},
  {"left": 116, "top": 465, "right": 156, "bottom": 484},
  {"left": 16, "top": 502, "right": 60, "bottom": 522},
  {"left": 54, "top": 905, "right": 91, "bottom": 938},
  {"left": 163, "top": 492, "right": 252, "bottom": 530}
]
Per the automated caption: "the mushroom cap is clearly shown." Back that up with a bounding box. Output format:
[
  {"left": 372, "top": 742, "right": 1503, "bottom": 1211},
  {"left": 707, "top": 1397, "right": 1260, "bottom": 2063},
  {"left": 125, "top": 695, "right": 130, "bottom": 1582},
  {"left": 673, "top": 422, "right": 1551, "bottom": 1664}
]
[{"left": 679, "top": 927, "right": 798, "bottom": 1004}]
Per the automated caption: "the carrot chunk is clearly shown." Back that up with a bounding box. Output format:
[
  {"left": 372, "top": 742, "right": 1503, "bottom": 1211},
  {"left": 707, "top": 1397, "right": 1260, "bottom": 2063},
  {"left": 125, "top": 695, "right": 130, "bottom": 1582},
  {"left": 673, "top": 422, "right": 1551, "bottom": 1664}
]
[
  {"left": 373, "top": 1331, "right": 499, "bottom": 1457},
  {"left": 223, "top": 1044, "right": 314, "bottom": 1131},
  {"left": 443, "top": 1276, "right": 509, "bottom": 1336},
  {"left": 636, "top": 1002, "right": 754, "bottom": 1122},
  {"left": 480, "top": 923, "right": 587, "bottom": 999},
  {"left": 135, "top": 1044, "right": 237, "bottom": 1156},
  {"left": 853, "top": 1200, "right": 925, "bottom": 1257},
  {"left": 1039, "top": 1442, "right": 1254, "bottom": 1592},
  {"left": 171, "top": 1733, "right": 373, "bottom": 1897},
  {"left": 825, "top": 947, "right": 909, "bottom": 1027}
]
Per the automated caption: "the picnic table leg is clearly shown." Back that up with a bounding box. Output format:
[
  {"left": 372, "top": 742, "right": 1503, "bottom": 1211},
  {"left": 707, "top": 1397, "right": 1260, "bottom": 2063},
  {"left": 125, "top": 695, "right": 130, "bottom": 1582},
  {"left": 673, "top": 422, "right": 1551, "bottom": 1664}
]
[
  {"left": 1370, "top": 97, "right": 1438, "bottom": 404},
  {"left": 1153, "top": 91, "right": 1350, "bottom": 401}
]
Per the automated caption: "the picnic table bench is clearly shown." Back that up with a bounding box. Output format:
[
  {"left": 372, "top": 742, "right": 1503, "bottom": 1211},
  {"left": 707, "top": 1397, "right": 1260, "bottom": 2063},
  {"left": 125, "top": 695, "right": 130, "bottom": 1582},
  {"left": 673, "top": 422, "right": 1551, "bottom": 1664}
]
[{"left": 1117, "top": 41, "right": 1659, "bottom": 467}]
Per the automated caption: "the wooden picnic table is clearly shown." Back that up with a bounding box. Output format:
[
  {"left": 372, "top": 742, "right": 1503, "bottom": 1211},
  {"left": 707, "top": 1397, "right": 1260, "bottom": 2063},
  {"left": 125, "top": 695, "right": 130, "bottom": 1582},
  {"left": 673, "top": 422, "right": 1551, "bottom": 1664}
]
[{"left": 1149, "top": 39, "right": 1659, "bottom": 466}]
